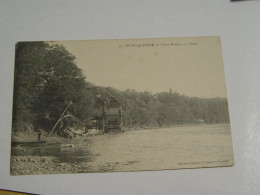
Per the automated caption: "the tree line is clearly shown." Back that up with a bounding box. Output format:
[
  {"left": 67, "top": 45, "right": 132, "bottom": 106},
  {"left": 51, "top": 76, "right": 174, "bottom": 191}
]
[{"left": 12, "top": 42, "right": 230, "bottom": 135}]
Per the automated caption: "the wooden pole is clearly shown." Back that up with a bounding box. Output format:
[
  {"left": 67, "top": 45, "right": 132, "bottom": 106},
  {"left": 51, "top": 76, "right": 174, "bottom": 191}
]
[
  {"left": 48, "top": 101, "right": 72, "bottom": 137},
  {"left": 120, "top": 105, "right": 123, "bottom": 128},
  {"left": 102, "top": 101, "right": 105, "bottom": 132}
]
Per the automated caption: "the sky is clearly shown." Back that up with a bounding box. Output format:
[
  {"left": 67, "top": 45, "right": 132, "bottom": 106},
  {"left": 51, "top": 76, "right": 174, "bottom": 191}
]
[{"left": 54, "top": 37, "right": 228, "bottom": 98}]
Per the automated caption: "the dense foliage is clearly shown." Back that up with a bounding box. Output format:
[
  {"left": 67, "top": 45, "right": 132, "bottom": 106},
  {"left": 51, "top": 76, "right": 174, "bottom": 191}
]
[
  {"left": 12, "top": 42, "right": 230, "bottom": 134},
  {"left": 13, "top": 42, "right": 94, "bottom": 134},
  {"left": 101, "top": 88, "right": 230, "bottom": 128}
]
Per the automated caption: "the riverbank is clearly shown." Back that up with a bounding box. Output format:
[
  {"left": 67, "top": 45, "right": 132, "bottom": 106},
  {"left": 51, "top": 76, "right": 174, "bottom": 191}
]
[
  {"left": 124, "top": 123, "right": 218, "bottom": 131},
  {"left": 10, "top": 124, "right": 233, "bottom": 175},
  {"left": 10, "top": 155, "right": 92, "bottom": 175},
  {"left": 11, "top": 129, "right": 102, "bottom": 145},
  {"left": 12, "top": 123, "right": 229, "bottom": 145},
  {"left": 10, "top": 154, "right": 117, "bottom": 175},
  {"left": 12, "top": 133, "right": 68, "bottom": 144}
]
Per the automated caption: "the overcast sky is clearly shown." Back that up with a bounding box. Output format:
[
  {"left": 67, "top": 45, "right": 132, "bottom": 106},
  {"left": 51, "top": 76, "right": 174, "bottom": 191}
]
[{"left": 54, "top": 37, "right": 228, "bottom": 98}]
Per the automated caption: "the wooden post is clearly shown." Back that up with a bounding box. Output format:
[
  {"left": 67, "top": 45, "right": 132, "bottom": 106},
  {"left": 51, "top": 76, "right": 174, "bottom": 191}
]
[
  {"left": 120, "top": 105, "right": 123, "bottom": 127},
  {"left": 102, "top": 102, "right": 105, "bottom": 132},
  {"left": 37, "top": 132, "right": 42, "bottom": 142},
  {"left": 120, "top": 105, "right": 123, "bottom": 132}
]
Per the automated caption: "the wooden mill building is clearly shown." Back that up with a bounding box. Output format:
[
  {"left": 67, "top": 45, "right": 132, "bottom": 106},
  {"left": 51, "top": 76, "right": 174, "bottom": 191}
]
[{"left": 91, "top": 93, "right": 124, "bottom": 133}]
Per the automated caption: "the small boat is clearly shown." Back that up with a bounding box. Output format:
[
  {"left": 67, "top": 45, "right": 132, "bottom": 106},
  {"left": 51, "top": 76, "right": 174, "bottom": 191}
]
[
  {"left": 11, "top": 140, "right": 46, "bottom": 147},
  {"left": 60, "top": 144, "right": 75, "bottom": 148}
]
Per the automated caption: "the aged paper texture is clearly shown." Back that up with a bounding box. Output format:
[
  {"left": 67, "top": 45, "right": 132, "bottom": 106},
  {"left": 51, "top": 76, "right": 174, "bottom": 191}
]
[{"left": 11, "top": 37, "right": 234, "bottom": 175}]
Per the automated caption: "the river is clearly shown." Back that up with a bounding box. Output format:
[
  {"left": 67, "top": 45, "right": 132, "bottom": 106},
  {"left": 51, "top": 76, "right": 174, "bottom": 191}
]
[{"left": 11, "top": 124, "right": 234, "bottom": 174}]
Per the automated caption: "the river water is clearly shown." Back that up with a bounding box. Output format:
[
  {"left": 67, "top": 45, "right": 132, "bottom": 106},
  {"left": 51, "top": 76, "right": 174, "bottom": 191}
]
[{"left": 12, "top": 124, "right": 234, "bottom": 173}]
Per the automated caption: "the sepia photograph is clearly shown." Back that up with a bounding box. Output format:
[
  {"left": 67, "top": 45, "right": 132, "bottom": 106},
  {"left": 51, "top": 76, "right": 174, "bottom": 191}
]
[{"left": 10, "top": 36, "right": 234, "bottom": 176}]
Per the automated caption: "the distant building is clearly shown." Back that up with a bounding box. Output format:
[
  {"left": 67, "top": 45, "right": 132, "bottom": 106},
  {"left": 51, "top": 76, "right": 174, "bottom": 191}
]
[{"left": 194, "top": 119, "right": 205, "bottom": 124}]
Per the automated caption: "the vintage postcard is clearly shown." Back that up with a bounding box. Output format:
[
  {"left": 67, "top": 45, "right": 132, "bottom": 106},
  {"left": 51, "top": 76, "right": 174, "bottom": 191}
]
[{"left": 10, "top": 37, "right": 234, "bottom": 175}]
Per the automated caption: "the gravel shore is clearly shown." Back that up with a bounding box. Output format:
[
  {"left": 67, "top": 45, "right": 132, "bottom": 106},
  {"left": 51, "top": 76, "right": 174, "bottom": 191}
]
[{"left": 10, "top": 156, "right": 92, "bottom": 175}]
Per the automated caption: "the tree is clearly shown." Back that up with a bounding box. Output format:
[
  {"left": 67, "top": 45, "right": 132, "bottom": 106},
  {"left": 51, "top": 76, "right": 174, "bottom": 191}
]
[
  {"left": 12, "top": 41, "right": 230, "bottom": 135},
  {"left": 12, "top": 42, "right": 95, "bottom": 134},
  {"left": 12, "top": 42, "right": 49, "bottom": 133}
]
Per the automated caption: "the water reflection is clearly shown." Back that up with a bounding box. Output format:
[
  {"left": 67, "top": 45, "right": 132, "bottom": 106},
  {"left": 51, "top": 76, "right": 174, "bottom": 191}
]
[
  {"left": 11, "top": 124, "right": 234, "bottom": 173},
  {"left": 11, "top": 142, "right": 94, "bottom": 163}
]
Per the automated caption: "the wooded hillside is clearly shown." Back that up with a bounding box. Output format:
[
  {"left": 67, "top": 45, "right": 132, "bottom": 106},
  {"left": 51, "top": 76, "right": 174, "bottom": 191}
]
[{"left": 12, "top": 42, "right": 230, "bottom": 134}]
